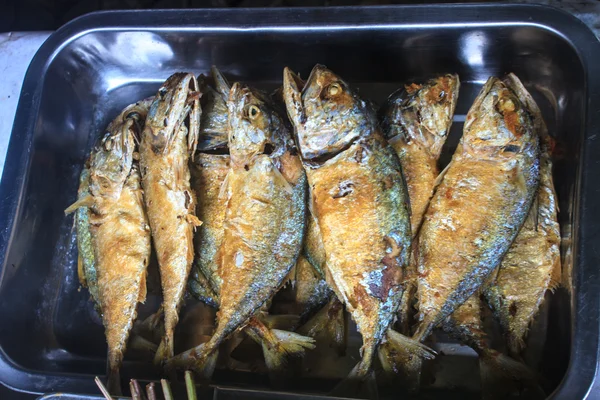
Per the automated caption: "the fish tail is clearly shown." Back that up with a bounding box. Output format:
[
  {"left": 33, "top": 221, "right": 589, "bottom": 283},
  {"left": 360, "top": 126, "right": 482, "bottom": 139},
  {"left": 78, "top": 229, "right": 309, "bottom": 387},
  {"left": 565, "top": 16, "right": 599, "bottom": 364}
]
[
  {"left": 378, "top": 329, "right": 435, "bottom": 392},
  {"left": 166, "top": 340, "right": 220, "bottom": 380},
  {"left": 129, "top": 334, "right": 159, "bottom": 354},
  {"left": 153, "top": 336, "right": 173, "bottom": 366},
  {"left": 106, "top": 367, "right": 122, "bottom": 396},
  {"left": 298, "top": 298, "right": 346, "bottom": 356},
  {"left": 479, "top": 349, "right": 545, "bottom": 400},
  {"left": 246, "top": 319, "right": 315, "bottom": 371}
]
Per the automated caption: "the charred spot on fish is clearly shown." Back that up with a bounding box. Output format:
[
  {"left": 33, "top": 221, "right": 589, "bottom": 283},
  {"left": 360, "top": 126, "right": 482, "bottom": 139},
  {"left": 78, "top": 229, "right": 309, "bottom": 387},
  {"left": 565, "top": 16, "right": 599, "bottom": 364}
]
[
  {"left": 184, "top": 190, "right": 192, "bottom": 209},
  {"left": 503, "top": 144, "right": 521, "bottom": 153},
  {"left": 509, "top": 302, "right": 518, "bottom": 317},
  {"left": 434, "top": 291, "right": 441, "bottom": 298},
  {"left": 244, "top": 164, "right": 249, "bottom": 171},
  {"left": 415, "top": 109, "right": 422, "bottom": 124},
  {"left": 355, "top": 146, "right": 366, "bottom": 163},
  {"left": 263, "top": 143, "right": 275, "bottom": 155},
  {"left": 369, "top": 266, "right": 402, "bottom": 302},
  {"left": 158, "top": 87, "right": 168, "bottom": 99},
  {"left": 332, "top": 181, "right": 354, "bottom": 199}
]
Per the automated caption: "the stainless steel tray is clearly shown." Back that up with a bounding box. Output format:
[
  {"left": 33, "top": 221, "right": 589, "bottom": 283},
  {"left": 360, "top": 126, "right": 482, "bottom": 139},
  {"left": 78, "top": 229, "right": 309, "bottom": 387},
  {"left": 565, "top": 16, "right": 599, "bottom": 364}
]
[{"left": 1, "top": 5, "right": 600, "bottom": 399}]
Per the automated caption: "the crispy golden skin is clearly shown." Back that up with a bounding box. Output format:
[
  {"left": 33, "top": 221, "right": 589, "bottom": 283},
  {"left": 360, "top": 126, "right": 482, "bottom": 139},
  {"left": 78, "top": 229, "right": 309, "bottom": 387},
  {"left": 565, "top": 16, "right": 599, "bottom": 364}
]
[
  {"left": 484, "top": 74, "right": 561, "bottom": 357},
  {"left": 140, "top": 73, "right": 201, "bottom": 363},
  {"left": 191, "top": 153, "right": 230, "bottom": 299},
  {"left": 169, "top": 82, "right": 311, "bottom": 377},
  {"left": 414, "top": 76, "right": 541, "bottom": 343},
  {"left": 65, "top": 101, "right": 152, "bottom": 394},
  {"left": 284, "top": 65, "right": 433, "bottom": 382},
  {"left": 380, "top": 75, "right": 460, "bottom": 335},
  {"left": 93, "top": 165, "right": 150, "bottom": 385}
]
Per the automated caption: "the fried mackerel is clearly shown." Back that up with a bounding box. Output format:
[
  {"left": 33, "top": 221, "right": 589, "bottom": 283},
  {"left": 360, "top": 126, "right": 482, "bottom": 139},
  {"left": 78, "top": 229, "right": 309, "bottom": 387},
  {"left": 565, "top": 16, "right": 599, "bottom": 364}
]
[
  {"left": 189, "top": 69, "right": 316, "bottom": 374},
  {"left": 169, "top": 81, "right": 312, "bottom": 378},
  {"left": 414, "top": 76, "right": 541, "bottom": 345},
  {"left": 380, "top": 74, "right": 460, "bottom": 336},
  {"left": 484, "top": 73, "right": 561, "bottom": 357},
  {"left": 139, "top": 73, "right": 202, "bottom": 364},
  {"left": 283, "top": 64, "right": 434, "bottom": 383},
  {"left": 65, "top": 101, "right": 152, "bottom": 393}
]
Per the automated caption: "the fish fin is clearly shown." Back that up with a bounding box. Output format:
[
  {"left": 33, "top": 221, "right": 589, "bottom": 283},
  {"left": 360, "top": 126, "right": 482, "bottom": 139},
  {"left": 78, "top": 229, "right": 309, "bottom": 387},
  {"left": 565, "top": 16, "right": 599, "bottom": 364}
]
[
  {"left": 64, "top": 195, "right": 94, "bottom": 215},
  {"left": 77, "top": 255, "right": 87, "bottom": 287},
  {"left": 166, "top": 342, "right": 219, "bottom": 381},
  {"left": 153, "top": 337, "right": 173, "bottom": 366},
  {"left": 432, "top": 160, "right": 452, "bottom": 190},
  {"left": 186, "top": 213, "right": 202, "bottom": 227},
  {"left": 479, "top": 349, "right": 545, "bottom": 400},
  {"left": 128, "top": 334, "right": 159, "bottom": 354},
  {"left": 138, "top": 272, "right": 147, "bottom": 303},
  {"left": 263, "top": 329, "right": 316, "bottom": 369},
  {"left": 211, "top": 65, "right": 231, "bottom": 100},
  {"left": 298, "top": 298, "right": 346, "bottom": 356},
  {"left": 261, "top": 314, "right": 300, "bottom": 330},
  {"left": 188, "top": 78, "right": 201, "bottom": 156},
  {"left": 218, "top": 169, "right": 231, "bottom": 200},
  {"left": 282, "top": 67, "right": 306, "bottom": 131},
  {"left": 549, "top": 254, "right": 562, "bottom": 293},
  {"left": 330, "top": 369, "right": 378, "bottom": 400},
  {"left": 378, "top": 329, "right": 435, "bottom": 392},
  {"left": 107, "top": 368, "right": 122, "bottom": 396},
  {"left": 272, "top": 160, "right": 294, "bottom": 195}
]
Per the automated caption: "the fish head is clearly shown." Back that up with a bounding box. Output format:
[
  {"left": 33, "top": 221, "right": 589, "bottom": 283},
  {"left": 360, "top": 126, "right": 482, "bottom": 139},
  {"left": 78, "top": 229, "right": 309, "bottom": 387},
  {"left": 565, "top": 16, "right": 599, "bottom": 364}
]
[
  {"left": 144, "top": 72, "right": 199, "bottom": 154},
  {"left": 462, "top": 77, "right": 537, "bottom": 159},
  {"left": 381, "top": 74, "right": 460, "bottom": 159},
  {"left": 89, "top": 105, "right": 146, "bottom": 198},
  {"left": 283, "top": 65, "right": 375, "bottom": 160},
  {"left": 227, "top": 82, "right": 289, "bottom": 167}
]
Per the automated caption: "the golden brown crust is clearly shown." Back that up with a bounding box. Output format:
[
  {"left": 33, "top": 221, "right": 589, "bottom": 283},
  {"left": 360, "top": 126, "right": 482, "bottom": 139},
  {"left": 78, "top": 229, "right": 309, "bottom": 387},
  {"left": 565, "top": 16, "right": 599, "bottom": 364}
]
[
  {"left": 141, "top": 124, "right": 200, "bottom": 360},
  {"left": 92, "top": 167, "right": 151, "bottom": 373}
]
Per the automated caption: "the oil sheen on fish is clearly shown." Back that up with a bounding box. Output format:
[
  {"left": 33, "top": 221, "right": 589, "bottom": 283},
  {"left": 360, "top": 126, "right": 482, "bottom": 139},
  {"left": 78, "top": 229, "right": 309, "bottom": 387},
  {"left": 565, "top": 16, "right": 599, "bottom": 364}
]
[
  {"left": 65, "top": 101, "right": 152, "bottom": 393},
  {"left": 484, "top": 73, "right": 561, "bottom": 357},
  {"left": 414, "top": 76, "right": 541, "bottom": 344},
  {"left": 169, "top": 81, "right": 312, "bottom": 377},
  {"left": 139, "top": 72, "right": 202, "bottom": 364},
  {"left": 380, "top": 74, "right": 460, "bottom": 335},
  {"left": 283, "top": 64, "right": 434, "bottom": 382}
]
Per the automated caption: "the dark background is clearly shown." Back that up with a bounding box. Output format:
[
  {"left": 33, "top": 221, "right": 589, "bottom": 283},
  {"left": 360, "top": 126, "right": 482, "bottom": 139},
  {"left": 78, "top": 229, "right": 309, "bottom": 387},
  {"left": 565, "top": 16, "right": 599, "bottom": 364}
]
[{"left": 1, "top": 0, "right": 482, "bottom": 32}]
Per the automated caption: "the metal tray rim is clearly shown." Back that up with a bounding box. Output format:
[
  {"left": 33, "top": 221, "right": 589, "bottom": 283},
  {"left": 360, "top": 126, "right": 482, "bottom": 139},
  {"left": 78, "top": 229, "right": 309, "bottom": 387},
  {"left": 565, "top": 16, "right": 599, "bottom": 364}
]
[{"left": 1, "top": 4, "right": 599, "bottom": 398}]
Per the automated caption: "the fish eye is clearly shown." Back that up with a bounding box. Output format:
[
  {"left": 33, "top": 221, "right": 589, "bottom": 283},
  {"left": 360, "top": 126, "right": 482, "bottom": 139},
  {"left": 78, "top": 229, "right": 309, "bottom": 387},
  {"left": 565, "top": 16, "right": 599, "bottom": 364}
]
[
  {"left": 103, "top": 137, "right": 113, "bottom": 151},
  {"left": 327, "top": 82, "right": 342, "bottom": 97},
  {"left": 248, "top": 105, "right": 261, "bottom": 120}
]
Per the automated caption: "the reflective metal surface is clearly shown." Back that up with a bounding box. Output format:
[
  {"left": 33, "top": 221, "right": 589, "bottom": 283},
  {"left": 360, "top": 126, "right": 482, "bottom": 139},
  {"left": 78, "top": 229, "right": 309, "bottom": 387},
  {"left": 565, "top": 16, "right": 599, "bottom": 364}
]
[{"left": 1, "top": 5, "right": 600, "bottom": 399}]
